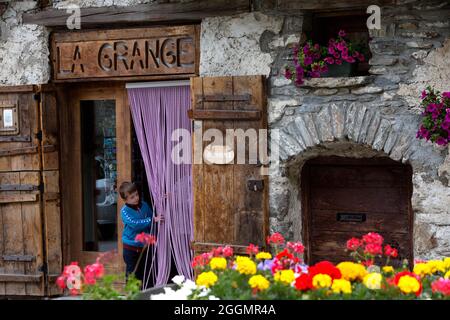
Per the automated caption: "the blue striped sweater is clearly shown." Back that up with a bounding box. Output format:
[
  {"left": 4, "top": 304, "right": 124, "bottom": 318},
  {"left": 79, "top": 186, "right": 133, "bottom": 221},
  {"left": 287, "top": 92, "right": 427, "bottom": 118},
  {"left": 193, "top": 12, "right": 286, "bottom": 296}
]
[{"left": 121, "top": 201, "right": 152, "bottom": 247}]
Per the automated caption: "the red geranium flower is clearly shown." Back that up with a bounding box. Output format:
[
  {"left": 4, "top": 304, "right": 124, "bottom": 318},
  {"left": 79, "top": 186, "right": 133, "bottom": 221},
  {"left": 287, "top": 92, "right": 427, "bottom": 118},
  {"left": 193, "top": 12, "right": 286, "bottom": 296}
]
[
  {"left": 246, "top": 243, "right": 259, "bottom": 255},
  {"left": 135, "top": 232, "right": 156, "bottom": 245},
  {"left": 286, "top": 241, "right": 305, "bottom": 254},
  {"left": 362, "top": 232, "right": 384, "bottom": 246},
  {"left": 346, "top": 237, "right": 361, "bottom": 251},
  {"left": 308, "top": 261, "right": 342, "bottom": 280},
  {"left": 364, "top": 243, "right": 382, "bottom": 256},
  {"left": 294, "top": 273, "right": 313, "bottom": 291},
  {"left": 384, "top": 245, "right": 398, "bottom": 258},
  {"left": 223, "top": 246, "right": 233, "bottom": 258},
  {"left": 267, "top": 232, "right": 285, "bottom": 245},
  {"left": 56, "top": 275, "right": 66, "bottom": 289}
]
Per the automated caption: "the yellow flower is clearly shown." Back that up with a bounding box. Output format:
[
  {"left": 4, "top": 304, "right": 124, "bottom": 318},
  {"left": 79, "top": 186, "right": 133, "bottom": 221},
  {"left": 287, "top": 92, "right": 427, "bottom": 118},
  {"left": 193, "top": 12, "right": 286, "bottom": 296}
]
[
  {"left": 248, "top": 275, "right": 270, "bottom": 291},
  {"left": 413, "top": 263, "right": 431, "bottom": 277},
  {"left": 382, "top": 266, "right": 394, "bottom": 274},
  {"left": 210, "top": 257, "right": 227, "bottom": 270},
  {"left": 255, "top": 252, "right": 272, "bottom": 260},
  {"left": 274, "top": 269, "right": 295, "bottom": 285},
  {"left": 337, "top": 262, "right": 367, "bottom": 282},
  {"left": 363, "top": 273, "right": 382, "bottom": 290},
  {"left": 312, "top": 274, "right": 332, "bottom": 289},
  {"left": 397, "top": 275, "right": 420, "bottom": 295},
  {"left": 235, "top": 256, "right": 257, "bottom": 275},
  {"left": 443, "top": 257, "right": 450, "bottom": 270},
  {"left": 331, "top": 279, "right": 352, "bottom": 294},
  {"left": 196, "top": 271, "right": 218, "bottom": 288},
  {"left": 445, "top": 270, "right": 450, "bottom": 279},
  {"left": 427, "top": 260, "right": 446, "bottom": 274}
]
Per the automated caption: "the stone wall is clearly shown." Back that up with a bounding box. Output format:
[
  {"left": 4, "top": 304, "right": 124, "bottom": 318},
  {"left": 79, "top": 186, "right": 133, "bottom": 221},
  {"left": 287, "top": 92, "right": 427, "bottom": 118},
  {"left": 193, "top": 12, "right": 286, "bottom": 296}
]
[
  {"left": 199, "top": 0, "right": 450, "bottom": 259},
  {"left": 0, "top": 1, "right": 49, "bottom": 85},
  {"left": 0, "top": 0, "right": 449, "bottom": 259}
]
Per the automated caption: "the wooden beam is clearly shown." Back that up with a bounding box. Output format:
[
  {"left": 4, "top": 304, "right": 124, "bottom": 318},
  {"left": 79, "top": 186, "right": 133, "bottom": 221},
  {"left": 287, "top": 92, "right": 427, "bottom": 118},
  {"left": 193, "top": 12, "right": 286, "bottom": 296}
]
[
  {"left": 0, "top": 274, "right": 43, "bottom": 283},
  {"left": 188, "top": 109, "right": 262, "bottom": 120},
  {"left": 261, "top": 0, "right": 396, "bottom": 11},
  {"left": 23, "top": 0, "right": 250, "bottom": 27},
  {"left": 0, "top": 193, "right": 39, "bottom": 204}
]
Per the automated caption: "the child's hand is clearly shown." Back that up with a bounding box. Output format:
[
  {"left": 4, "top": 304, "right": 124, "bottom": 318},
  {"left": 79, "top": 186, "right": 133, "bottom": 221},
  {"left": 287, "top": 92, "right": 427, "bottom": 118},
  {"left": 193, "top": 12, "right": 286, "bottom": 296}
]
[{"left": 154, "top": 215, "right": 164, "bottom": 223}]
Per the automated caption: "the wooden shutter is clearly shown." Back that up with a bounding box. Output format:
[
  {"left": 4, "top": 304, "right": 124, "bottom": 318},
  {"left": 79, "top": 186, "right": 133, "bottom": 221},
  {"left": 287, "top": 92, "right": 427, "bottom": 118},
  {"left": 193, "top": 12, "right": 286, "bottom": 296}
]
[
  {"left": 0, "top": 85, "right": 62, "bottom": 296},
  {"left": 190, "top": 75, "right": 269, "bottom": 255},
  {"left": 0, "top": 85, "right": 45, "bottom": 296},
  {"left": 38, "top": 85, "right": 62, "bottom": 296}
]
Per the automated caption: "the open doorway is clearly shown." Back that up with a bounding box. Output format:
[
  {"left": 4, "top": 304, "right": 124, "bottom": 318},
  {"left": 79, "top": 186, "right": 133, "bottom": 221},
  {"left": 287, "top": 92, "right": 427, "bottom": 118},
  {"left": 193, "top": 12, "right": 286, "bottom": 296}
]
[{"left": 130, "top": 111, "right": 181, "bottom": 287}]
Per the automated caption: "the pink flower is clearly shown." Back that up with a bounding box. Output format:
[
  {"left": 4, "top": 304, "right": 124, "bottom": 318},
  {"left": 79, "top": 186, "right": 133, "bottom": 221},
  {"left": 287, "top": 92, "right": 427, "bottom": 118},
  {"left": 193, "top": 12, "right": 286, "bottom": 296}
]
[
  {"left": 345, "top": 56, "right": 356, "bottom": 63},
  {"left": 286, "top": 241, "right": 305, "bottom": 254},
  {"left": 362, "top": 259, "right": 374, "bottom": 267},
  {"left": 63, "top": 262, "right": 82, "bottom": 278},
  {"left": 246, "top": 243, "right": 259, "bottom": 255},
  {"left": 303, "top": 56, "right": 313, "bottom": 66},
  {"left": 432, "top": 278, "right": 450, "bottom": 296},
  {"left": 384, "top": 245, "right": 398, "bottom": 258},
  {"left": 56, "top": 276, "right": 66, "bottom": 289},
  {"left": 334, "top": 52, "right": 340, "bottom": 59},
  {"left": 436, "top": 137, "right": 448, "bottom": 146},
  {"left": 362, "top": 232, "right": 384, "bottom": 246},
  {"left": 364, "top": 243, "right": 383, "bottom": 255},
  {"left": 84, "top": 262, "right": 104, "bottom": 279},
  {"left": 442, "top": 92, "right": 450, "bottom": 99},
  {"left": 421, "top": 90, "right": 428, "bottom": 99},
  {"left": 346, "top": 238, "right": 361, "bottom": 251},
  {"left": 358, "top": 54, "right": 365, "bottom": 62},
  {"left": 135, "top": 232, "right": 156, "bottom": 245},
  {"left": 323, "top": 57, "right": 334, "bottom": 64},
  {"left": 223, "top": 246, "right": 233, "bottom": 258},
  {"left": 213, "top": 246, "right": 223, "bottom": 256},
  {"left": 284, "top": 68, "right": 292, "bottom": 79},
  {"left": 338, "top": 30, "right": 346, "bottom": 37},
  {"left": 267, "top": 232, "right": 285, "bottom": 245},
  {"left": 335, "top": 59, "right": 342, "bottom": 65}
]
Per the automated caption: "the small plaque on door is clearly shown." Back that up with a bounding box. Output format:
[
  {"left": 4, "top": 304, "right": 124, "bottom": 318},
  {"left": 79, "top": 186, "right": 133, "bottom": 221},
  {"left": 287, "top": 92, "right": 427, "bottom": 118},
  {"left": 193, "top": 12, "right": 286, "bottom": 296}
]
[
  {"left": 0, "top": 102, "right": 19, "bottom": 135},
  {"left": 337, "top": 212, "right": 366, "bottom": 222}
]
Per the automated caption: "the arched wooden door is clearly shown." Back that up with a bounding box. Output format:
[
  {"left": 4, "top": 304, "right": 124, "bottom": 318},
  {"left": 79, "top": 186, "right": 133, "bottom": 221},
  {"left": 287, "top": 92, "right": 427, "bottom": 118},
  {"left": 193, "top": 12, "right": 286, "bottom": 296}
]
[{"left": 302, "top": 156, "right": 413, "bottom": 265}]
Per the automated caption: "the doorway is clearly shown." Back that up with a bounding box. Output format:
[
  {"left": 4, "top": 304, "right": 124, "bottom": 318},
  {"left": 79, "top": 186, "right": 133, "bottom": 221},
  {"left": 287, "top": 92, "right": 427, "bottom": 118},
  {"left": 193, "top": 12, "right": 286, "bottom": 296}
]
[
  {"left": 301, "top": 156, "right": 413, "bottom": 265},
  {"left": 60, "top": 84, "right": 131, "bottom": 273}
]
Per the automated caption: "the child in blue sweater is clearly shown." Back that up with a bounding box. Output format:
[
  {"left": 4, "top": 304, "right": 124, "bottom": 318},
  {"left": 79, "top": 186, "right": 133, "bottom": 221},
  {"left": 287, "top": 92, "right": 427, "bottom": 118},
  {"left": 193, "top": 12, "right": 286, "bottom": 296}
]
[{"left": 119, "top": 182, "right": 162, "bottom": 284}]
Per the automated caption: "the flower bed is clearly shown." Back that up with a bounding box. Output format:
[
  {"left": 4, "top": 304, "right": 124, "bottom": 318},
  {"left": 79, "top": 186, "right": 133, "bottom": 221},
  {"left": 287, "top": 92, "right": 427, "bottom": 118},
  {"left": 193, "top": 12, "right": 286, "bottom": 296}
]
[{"left": 152, "top": 232, "right": 450, "bottom": 300}]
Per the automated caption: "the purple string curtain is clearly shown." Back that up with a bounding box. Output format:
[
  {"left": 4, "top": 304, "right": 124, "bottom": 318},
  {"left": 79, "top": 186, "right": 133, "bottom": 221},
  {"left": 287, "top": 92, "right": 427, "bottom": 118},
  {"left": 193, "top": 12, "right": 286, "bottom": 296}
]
[{"left": 127, "top": 85, "right": 193, "bottom": 288}]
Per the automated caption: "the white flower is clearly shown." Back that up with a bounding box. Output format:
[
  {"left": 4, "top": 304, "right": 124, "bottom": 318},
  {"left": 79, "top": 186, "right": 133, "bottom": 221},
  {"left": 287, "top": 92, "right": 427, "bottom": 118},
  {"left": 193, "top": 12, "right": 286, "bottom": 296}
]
[
  {"left": 183, "top": 279, "right": 198, "bottom": 291},
  {"left": 208, "top": 295, "right": 220, "bottom": 300},
  {"left": 197, "top": 288, "right": 211, "bottom": 298},
  {"left": 172, "top": 275, "right": 186, "bottom": 286}
]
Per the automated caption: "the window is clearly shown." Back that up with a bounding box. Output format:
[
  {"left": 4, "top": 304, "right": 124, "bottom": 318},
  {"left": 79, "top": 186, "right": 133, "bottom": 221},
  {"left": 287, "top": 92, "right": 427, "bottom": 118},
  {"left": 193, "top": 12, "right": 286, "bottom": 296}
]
[{"left": 308, "top": 10, "right": 371, "bottom": 76}]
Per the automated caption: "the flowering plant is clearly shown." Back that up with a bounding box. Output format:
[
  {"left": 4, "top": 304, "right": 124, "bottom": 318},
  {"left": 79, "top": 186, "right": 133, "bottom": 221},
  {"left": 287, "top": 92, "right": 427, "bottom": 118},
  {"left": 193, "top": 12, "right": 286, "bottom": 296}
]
[
  {"left": 346, "top": 232, "right": 401, "bottom": 267},
  {"left": 56, "top": 252, "right": 141, "bottom": 300},
  {"left": 416, "top": 87, "right": 450, "bottom": 146},
  {"left": 284, "top": 30, "right": 366, "bottom": 86},
  {"left": 161, "top": 232, "right": 450, "bottom": 300}
]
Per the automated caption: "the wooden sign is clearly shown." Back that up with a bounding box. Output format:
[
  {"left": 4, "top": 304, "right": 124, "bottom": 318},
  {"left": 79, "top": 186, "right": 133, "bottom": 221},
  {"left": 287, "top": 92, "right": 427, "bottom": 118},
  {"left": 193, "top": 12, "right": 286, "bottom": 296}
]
[{"left": 51, "top": 25, "right": 200, "bottom": 81}]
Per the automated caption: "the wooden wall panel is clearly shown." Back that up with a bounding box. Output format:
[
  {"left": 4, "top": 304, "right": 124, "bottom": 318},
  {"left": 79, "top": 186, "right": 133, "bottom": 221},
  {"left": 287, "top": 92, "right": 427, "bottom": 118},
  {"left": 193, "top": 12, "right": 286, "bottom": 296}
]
[{"left": 191, "top": 75, "right": 268, "bottom": 254}]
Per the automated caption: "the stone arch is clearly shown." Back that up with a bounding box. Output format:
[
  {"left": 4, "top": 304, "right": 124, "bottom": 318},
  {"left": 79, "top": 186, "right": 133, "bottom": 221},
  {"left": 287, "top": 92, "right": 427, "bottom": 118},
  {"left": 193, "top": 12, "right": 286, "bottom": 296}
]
[
  {"left": 268, "top": 102, "right": 448, "bottom": 255},
  {"left": 278, "top": 101, "right": 415, "bottom": 164}
]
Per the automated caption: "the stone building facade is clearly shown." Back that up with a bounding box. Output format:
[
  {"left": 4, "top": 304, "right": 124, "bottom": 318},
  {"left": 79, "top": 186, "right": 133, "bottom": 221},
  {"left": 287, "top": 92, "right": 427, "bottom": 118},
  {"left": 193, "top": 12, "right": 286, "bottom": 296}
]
[{"left": 1, "top": 0, "right": 449, "bottom": 260}]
